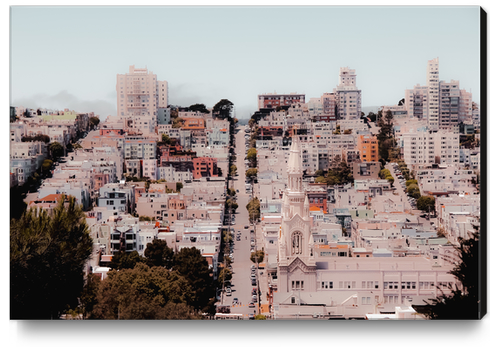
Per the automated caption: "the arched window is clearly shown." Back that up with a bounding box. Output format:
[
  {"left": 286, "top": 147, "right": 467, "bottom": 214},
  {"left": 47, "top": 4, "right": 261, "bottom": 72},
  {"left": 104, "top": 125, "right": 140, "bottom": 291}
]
[{"left": 291, "top": 231, "right": 303, "bottom": 255}]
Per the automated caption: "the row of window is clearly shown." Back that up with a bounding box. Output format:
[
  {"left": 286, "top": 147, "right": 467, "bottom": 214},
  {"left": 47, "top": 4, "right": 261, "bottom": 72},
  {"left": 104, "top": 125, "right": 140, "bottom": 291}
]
[{"left": 318, "top": 281, "right": 451, "bottom": 290}]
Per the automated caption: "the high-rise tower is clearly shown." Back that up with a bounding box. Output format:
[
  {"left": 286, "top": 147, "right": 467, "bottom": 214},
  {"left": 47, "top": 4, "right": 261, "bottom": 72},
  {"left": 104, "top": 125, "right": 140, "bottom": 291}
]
[
  {"left": 334, "top": 67, "right": 362, "bottom": 120},
  {"left": 427, "top": 58, "right": 440, "bottom": 131},
  {"left": 116, "top": 65, "right": 168, "bottom": 131}
]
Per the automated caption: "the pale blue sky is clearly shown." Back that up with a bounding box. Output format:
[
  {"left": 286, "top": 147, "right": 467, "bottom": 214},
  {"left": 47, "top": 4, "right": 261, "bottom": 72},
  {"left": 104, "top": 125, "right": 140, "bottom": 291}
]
[{"left": 10, "top": 6, "right": 481, "bottom": 120}]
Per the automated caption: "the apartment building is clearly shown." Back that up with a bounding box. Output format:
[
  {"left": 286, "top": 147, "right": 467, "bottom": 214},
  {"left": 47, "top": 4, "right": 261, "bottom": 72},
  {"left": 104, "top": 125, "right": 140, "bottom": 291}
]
[
  {"left": 357, "top": 134, "right": 378, "bottom": 162},
  {"left": 258, "top": 92, "right": 305, "bottom": 109},
  {"left": 399, "top": 130, "right": 458, "bottom": 168},
  {"left": 123, "top": 136, "right": 157, "bottom": 160},
  {"left": 334, "top": 67, "right": 362, "bottom": 120},
  {"left": 416, "top": 167, "right": 477, "bottom": 196},
  {"left": 192, "top": 157, "right": 218, "bottom": 179},
  {"left": 427, "top": 58, "right": 440, "bottom": 130},
  {"left": 116, "top": 65, "right": 168, "bottom": 125}
]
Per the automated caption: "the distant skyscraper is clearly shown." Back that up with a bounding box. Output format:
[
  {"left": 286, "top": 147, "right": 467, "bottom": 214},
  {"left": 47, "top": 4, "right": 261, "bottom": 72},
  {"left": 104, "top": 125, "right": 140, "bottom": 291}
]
[
  {"left": 426, "top": 58, "right": 440, "bottom": 131},
  {"left": 334, "top": 67, "right": 362, "bottom": 120},
  {"left": 116, "top": 65, "right": 168, "bottom": 129},
  {"left": 403, "top": 58, "right": 473, "bottom": 130}
]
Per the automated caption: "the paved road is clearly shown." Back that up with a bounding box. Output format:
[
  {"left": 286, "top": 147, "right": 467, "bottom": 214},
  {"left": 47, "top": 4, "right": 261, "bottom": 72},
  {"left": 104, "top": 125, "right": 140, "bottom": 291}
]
[
  {"left": 220, "top": 126, "right": 262, "bottom": 318},
  {"left": 385, "top": 163, "right": 434, "bottom": 229}
]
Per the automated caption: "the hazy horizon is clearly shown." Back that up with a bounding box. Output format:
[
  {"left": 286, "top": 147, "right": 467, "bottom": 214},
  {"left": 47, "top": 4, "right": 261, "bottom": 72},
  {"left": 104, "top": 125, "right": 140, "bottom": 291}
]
[{"left": 10, "top": 6, "right": 481, "bottom": 121}]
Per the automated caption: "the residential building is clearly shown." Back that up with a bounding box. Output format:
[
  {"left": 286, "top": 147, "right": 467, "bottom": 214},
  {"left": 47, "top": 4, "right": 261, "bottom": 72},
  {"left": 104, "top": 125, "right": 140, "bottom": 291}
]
[
  {"left": 258, "top": 92, "right": 305, "bottom": 109},
  {"left": 116, "top": 65, "right": 168, "bottom": 129},
  {"left": 334, "top": 67, "right": 362, "bottom": 120},
  {"left": 357, "top": 134, "right": 378, "bottom": 162}
]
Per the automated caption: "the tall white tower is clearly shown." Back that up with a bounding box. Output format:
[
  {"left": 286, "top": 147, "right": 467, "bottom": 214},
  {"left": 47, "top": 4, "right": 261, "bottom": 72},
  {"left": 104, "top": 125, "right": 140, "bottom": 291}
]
[
  {"left": 427, "top": 58, "right": 440, "bottom": 131},
  {"left": 277, "top": 131, "right": 316, "bottom": 293},
  {"left": 334, "top": 67, "right": 362, "bottom": 120}
]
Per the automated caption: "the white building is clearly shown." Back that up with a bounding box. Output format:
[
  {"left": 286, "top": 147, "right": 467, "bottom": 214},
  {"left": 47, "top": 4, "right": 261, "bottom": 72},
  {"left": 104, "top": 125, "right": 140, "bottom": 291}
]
[
  {"left": 116, "top": 65, "right": 168, "bottom": 128},
  {"left": 334, "top": 67, "right": 362, "bottom": 120}
]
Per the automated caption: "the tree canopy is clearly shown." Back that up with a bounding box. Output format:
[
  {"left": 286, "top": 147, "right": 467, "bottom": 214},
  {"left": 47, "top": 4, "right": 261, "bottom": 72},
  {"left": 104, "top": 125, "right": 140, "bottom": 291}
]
[
  {"left": 250, "top": 250, "right": 264, "bottom": 264},
  {"left": 173, "top": 247, "right": 216, "bottom": 314},
  {"left": 90, "top": 263, "right": 200, "bottom": 320},
  {"left": 213, "top": 99, "right": 234, "bottom": 120},
  {"left": 10, "top": 195, "right": 93, "bottom": 319},
  {"left": 188, "top": 103, "right": 210, "bottom": 114},
  {"left": 417, "top": 195, "right": 435, "bottom": 213},
  {"left": 416, "top": 230, "right": 481, "bottom": 319},
  {"left": 89, "top": 116, "right": 100, "bottom": 130},
  {"left": 49, "top": 141, "right": 64, "bottom": 160}
]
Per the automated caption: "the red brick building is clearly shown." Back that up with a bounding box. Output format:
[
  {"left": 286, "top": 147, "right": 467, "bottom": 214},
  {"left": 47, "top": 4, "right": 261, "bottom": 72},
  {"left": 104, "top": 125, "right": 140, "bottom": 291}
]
[
  {"left": 258, "top": 93, "right": 305, "bottom": 109},
  {"left": 192, "top": 157, "right": 218, "bottom": 179}
]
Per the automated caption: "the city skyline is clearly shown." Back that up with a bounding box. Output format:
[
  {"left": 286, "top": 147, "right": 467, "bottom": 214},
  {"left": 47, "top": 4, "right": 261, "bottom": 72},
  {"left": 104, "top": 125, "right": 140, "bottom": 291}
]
[{"left": 10, "top": 6, "right": 481, "bottom": 120}]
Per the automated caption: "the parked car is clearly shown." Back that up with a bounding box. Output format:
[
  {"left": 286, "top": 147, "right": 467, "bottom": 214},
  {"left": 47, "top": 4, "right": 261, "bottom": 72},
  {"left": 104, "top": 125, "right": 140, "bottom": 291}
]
[
  {"left": 249, "top": 302, "right": 255, "bottom": 308},
  {"left": 233, "top": 298, "right": 239, "bottom": 305}
]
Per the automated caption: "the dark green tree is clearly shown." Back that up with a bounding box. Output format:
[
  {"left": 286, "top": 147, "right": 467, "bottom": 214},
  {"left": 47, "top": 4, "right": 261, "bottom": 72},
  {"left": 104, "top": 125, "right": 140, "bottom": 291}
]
[
  {"left": 144, "top": 239, "right": 174, "bottom": 269},
  {"left": 10, "top": 195, "right": 93, "bottom": 319},
  {"left": 109, "top": 250, "right": 145, "bottom": 270},
  {"left": 90, "top": 263, "right": 200, "bottom": 319},
  {"left": 161, "top": 133, "right": 172, "bottom": 145},
  {"left": 213, "top": 99, "right": 234, "bottom": 120},
  {"left": 416, "top": 231, "right": 480, "bottom": 319},
  {"left": 49, "top": 141, "right": 64, "bottom": 160},
  {"left": 188, "top": 103, "right": 210, "bottom": 114},
  {"left": 417, "top": 195, "right": 435, "bottom": 213},
  {"left": 79, "top": 273, "right": 101, "bottom": 319},
  {"left": 173, "top": 247, "right": 216, "bottom": 314},
  {"left": 250, "top": 250, "right": 265, "bottom": 264},
  {"left": 218, "top": 267, "right": 233, "bottom": 288},
  {"left": 89, "top": 116, "right": 100, "bottom": 130}
]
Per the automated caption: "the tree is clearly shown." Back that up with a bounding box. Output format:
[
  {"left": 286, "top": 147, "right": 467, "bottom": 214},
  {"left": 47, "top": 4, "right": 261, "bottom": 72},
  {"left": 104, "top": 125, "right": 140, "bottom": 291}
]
[
  {"left": 10, "top": 195, "right": 93, "bottom": 319},
  {"left": 176, "top": 182, "right": 183, "bottom": 192},
  {"left": 247, "top": 198, "right": 261, "bottom": 223},
  {"left": 79, "top": 273, "right": 101, "bottom": 319},
  {"left": 109, "top": 250, "right": 146, "bottom": 270},
  {"left": 315, "top": 169, "right": 324, "bottom": 177},
  {"left": 218, "top": 268, "right": 233, "bottom": 288},
  {"left": 161, "top": 133, "right": 172, "bottom": 145},
  {"left": 188, "top": 103, "right": 210, "bottom": 114},
  {"left": 89, "top": 116, "right": 100, "bottom": 130},
  {"left": 246, "top": 168, "right": 258, "bottom": 179},
  {"left": 246, "top": 148, "right": 257, "bottom": 168},
  {"left": 213, "top": 99, "right": 234, "bottom": 120},
  {"left": 315, "top": 176, "right": 328, "bottom": 184},
  {"left": 144, "top": 239, "right": 174, "bottom": 269},
  {"left": 173, "top": 247, "right": 216, "bottom": 314},
  {"left": 90, "top": 263, "right": 200, "bottom": 319},
  {"left": 416, "top": 230, "right": 480, "bottom": 319},
  {"left": 172, "top": 117, "right": 184, "bottom": 128},
  {"left": 250, "top": 250, "right": 264, "bottom": 264},
  {"left": 230, "top": 164, "right": 237, "bottom": 176},
  {"left": 417, "top": 195, "right": 435, "bottom": 213},
  {"left": 255, "top": 314, "right": 267, "bottom": 320},
  {"left": 41, "top": 159, "right": 54, "bottom": 174},
  {"left": 407, "top": 184, "right": 421, "bottom": 199},
  {"left": 324, "top": 158, "right": 353, "bottom": 186},
  {"left": 49, "top": 141, "right": 64, "bottom": 160}
]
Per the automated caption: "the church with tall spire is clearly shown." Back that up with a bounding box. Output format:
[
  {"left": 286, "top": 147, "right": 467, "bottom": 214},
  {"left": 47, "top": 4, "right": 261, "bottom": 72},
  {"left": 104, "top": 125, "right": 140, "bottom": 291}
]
[{"left": 277, "top": 131, "right": 317, "bottom": 293}]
